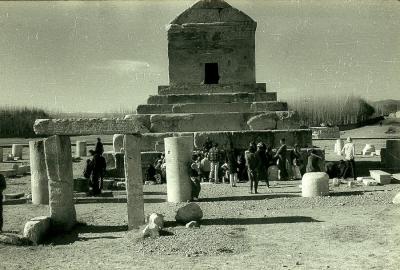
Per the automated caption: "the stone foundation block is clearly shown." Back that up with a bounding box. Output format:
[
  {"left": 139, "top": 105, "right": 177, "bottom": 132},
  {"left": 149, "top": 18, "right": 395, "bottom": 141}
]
[
  {"left": 301, "top": 172, "right": 329, "bottom": 197},
  {"left": 369, "top": 170, "right": 392, "bottom": 185},
  {"left": 23, "top": 216, "right": 50, "bottom": 245}
]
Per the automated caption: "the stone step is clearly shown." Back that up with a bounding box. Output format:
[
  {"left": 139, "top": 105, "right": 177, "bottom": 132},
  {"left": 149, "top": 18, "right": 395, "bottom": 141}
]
[
  {"left": 158, "top": 83, "right": 267, "bottom": 95},
  {"left": 147, "top": 111, "right": 297, "bottom": 133},
  {"left": 147, "top": 92, "right": 277, "bottom": 105},
  {"left": 136, "top": 101, "right": 288, "bottom": 114}
]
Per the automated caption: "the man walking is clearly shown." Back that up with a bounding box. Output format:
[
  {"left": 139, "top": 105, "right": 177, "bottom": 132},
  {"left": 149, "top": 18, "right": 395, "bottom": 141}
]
[
  {"left": 341, "top": 137, "right": 356, "bottom": 180},
  {"left": 88, "top": 150, "right": 107, "bottom": 196},
  {"left": 275, "top": 138, "right": 288, "bottom": 181},
  {"left": 245, "top": 142, "right": 259, "bottom": 194}
]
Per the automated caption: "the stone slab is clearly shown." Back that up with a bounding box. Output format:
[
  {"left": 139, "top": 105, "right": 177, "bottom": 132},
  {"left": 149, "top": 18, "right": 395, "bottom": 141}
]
[
  {"left": 147, "top": 92, "right": 277, "bottom": 105},
  {"left": 369, "top": 170, "right": 392, "bottom": 185},
  {"left": 23, "top": 216, "right": 50, "bottom": 245},
  {"left": 33, "top": 118, "right": 149, "bottom": 136}
]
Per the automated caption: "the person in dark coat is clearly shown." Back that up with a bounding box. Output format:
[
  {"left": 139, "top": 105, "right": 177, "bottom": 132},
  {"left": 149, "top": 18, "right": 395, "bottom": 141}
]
[
  {"left": 88, "top": 150, "right": 106, "bottom": 196},
  {"left": 189, "top": 155, "right": 201, "bottom": 201},
  {"left": 245, "top": 142, "right": 259, "bottom": 194},
  {"left": 256, "top": 142, "right": 269, "bottom": 188},
  {"left": 306, "top": 149, "right": 323, "bottom": 173},
  {"left": 291, "top": 144, "right": 305, "bottom": 179},
  {"left": 275, "top": 138, "right": 288, "bottom": 180},
  {"left": 95, "top": 137, "right": 104, "bottom": 155},
  {"left": 0, "top": 174, "right": 6, "bottom": 232}
]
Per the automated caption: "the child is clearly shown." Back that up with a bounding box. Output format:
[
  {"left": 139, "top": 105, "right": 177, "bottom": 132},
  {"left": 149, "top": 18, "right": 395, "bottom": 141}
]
[{"left": 0, "top": 174, "right": 6, "bottom": 232}]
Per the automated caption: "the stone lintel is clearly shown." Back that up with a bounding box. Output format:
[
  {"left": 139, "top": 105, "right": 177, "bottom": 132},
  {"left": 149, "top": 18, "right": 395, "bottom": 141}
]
[{"left": 33, "top": 118, "right": 149, "bottom": 136}]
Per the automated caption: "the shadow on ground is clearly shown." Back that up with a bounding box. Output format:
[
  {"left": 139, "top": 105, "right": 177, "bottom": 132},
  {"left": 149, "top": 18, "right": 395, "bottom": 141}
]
[
  {"left": 201, "top": 216, "right": 321, "bottom": 225},
  {"left": 201, "top": 193, "right": 299, "bottom": 202},
  {"left": 329, "top": 191, "right": 364, "bottom": 196},
  {"left": 43, "top": 223, "right": 126, "bottom": 245}
]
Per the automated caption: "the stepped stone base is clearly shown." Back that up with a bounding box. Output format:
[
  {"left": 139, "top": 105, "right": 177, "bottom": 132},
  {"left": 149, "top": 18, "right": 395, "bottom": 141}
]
[
  {"left": 158, "top": 83, "right": 266, "bottom": 95},
  {"left": 147, "top": 92, "right": 277, "bottom": 105},
  {"left": 136, "top": 101, "right": 288, "bottom": 114}
]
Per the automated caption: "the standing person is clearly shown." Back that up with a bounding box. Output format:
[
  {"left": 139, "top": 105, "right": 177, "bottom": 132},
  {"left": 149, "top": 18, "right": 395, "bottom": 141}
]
[
  {"left": 208, "top": 143, "right": 220, "bottom": 183},
  {"left": 0, "top": 174, "right": 6, "bottom": 232},
  {"left": 245, "top": 142, "right": 259, "bottom": 194},
  {"left": 200, "top": 153, "right": 211, "bottom": 182},
  {"left": 237, "top": 153, "right": 247, "bottom": 182},
  {"left": 291, "top": 144, "right": 304, "bottom": 179},
  {"left": 226, "top": 142, "right": 238, "bottom": 187},
  {"left": 95, "top": 137, "right": 104, "bottom": 155},
  {"left": 341, "top": 137, "right": 356, "bottom": 180},
  {"left": 202, "top": 137, "right": 213, "bottom": 153},
  {"left": 275, "top": 138, "right": 288, "bottom": 181},
  {"left": 189, "top": 155, "right": 201, "bottom": 201},
  {"left": 256, "top": 142, "right": 269, "bottom": 188},
  {"left": 88, "top": 150, "right": 107, "bottom": 196},
  {"left": 306, "top": 149, "right": 323, "bottom": 173}
]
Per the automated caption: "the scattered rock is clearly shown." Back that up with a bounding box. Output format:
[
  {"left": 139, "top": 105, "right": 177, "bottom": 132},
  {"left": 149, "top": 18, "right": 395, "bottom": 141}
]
[
  {"left": 23, "top": 216, "right": 51, "bottom": 245},
  {"left": 175, "top": 203, "right": 203, "bottom": 224},
  {"left": 392, "top": 192, "right": 400, "bottom": 204},
  {"left": 143, "top": 213, "right": 164, "bottom": 238},
  {"left": 148, "top": 213, "right": 164, "bottom": 229},
  {"left": 0, "top": 233, "right": 31, "bottom": 246},
  {"left": 185, "top": 221, "right": 200, "bottom": 228}
]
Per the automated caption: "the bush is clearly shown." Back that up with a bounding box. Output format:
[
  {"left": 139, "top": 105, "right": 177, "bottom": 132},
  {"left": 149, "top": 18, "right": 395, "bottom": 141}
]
[
  {"left": 0, "top": 106, "right": 49, "bottom": 138},
  {"left": 287, "top": 95, "right": 375, "bottom": 127}
]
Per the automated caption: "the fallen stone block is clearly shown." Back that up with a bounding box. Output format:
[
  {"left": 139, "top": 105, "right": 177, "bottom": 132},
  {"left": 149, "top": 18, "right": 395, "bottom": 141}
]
[
  {"left": 369, "top": 170, "right": 392, "bottom": 185},
  {"left": 147, "top": 213, "right": 164, "bottom": 229},
  {"left": 332, "top": 178, "right": 340, "bottom": 187},
  {"left": 175, "top": 203, "right": 203, "bottom": 224},
  {"left": 392, "top": 173, "right": 400, "bottom": 183},
  {"left": 301, "top": 172, "right": 329, "bottom": 197},
  {"left": 363, "top": 178, "right": 378, "bottom": 186},
  {"left": 142, "top": 213, "right": 164, "bottom": 238},
  {"left": 23, "top": 216, "right": 51, "bottom": 245}
]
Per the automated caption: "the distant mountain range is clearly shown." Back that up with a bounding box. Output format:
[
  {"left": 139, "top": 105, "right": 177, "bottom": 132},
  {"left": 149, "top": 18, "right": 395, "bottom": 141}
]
[{"left": 371, "top": 99, "right": 400, "bottom": 115}]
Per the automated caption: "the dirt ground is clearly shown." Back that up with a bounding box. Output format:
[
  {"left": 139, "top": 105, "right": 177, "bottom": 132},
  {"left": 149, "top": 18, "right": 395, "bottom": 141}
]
[{"left": 1, "top": 127, "right": 400, "bottom": 269}]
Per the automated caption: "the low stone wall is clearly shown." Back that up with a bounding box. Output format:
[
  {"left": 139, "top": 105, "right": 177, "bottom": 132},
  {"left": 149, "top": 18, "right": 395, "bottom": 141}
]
[{"left": 311, "top": 127, "right": 340, "bottom": 139}]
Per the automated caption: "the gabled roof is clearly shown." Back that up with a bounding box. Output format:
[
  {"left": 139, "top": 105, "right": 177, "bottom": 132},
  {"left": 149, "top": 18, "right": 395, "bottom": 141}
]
[{"left": 170, "top": 0, "right": 255, "bottom": 25}]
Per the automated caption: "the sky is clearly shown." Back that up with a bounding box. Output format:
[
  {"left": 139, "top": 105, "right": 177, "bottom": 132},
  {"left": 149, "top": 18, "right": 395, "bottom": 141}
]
[{"left": 0, "top": 0, "right": 399, "bottom": 112}]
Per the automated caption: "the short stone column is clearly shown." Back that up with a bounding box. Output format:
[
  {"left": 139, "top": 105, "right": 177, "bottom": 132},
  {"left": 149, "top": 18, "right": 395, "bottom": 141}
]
[
  {"left": 29, "top": 140, "right": 49, "bottom": 205},
  {"left": 44, "top": 135, "right": 76, "bottom": 231},
  {"left": 302, "top": 172, "right": 329, "bottom": 197},
  {"left": 385, "top": 140, "right": 400, "bottom": 169},
  {"left": 75, "top": 141, "right": 87, "bottom": 157},
  {"left": 113, "top": 134, "right": 124, "bottom": 153},
  {"left": 12, "top": 144, "right": 24, "bottom": 159},
  {"left": 124, "top": 134, "right": 145, "bottom": 230},
  {"left": 164, "top": 136, "right": 193, "bottom": 203},
  {"left": 334, "top": 139, "right": 343, "bottom": 155}
]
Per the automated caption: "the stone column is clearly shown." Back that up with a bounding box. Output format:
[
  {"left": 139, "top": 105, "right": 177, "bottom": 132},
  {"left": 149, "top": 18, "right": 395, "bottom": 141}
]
[
  {"left": 12, "top": 144, "right": 24, "bottom": 159},
  {"left": 124, "top": 134, "right": 144, "bottom": 230},
  {"left": 164, "top": 136, "right": 193, "bottom": 203},
  {"left": 44, "top": 135, "right": 76, "bottom": 231},
  {"left": 334, "top": 139, "right": 343, "bottom": 156},
  {"left": 386, "top": 140, "right": 400, "bottom": 169},
  {"left": 29, "top": 140, "right": 49, "bottom": 205},
  {"left": 75, "top": 141, "right": 87, "bottom": 157},
  {"left": 113, "top": 134, "right": 124, "bottom": 153}
]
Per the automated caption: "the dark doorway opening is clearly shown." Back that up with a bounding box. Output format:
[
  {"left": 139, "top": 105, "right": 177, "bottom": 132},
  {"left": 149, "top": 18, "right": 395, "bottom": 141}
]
[{"left": 204, "top": 63, "right": 220, "bottom": 84}]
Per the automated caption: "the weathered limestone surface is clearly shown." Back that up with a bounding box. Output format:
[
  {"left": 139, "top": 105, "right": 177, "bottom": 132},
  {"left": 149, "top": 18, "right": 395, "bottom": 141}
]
[
  {"left": 147, "top": 92, "right": 277, "bottom": 105},
  {"left": 165, "top": 136, "right": 193, "bottom": 202},
  {"left": 113, "top": 134, "right": 124, "bottom": 153},
  {"left": 124, "top": 135, "right": 145, "bottom": 230},
  {"left": 33, "top": 118, "right": 149, "bottom": 135},
  {"left": 75, "top": 141, "right": 87, "bottom": 157},
  {"left": 29, "top": 140, "right": 49, "bottom": 205},
  {"left": 44, "top": 135, "right": 76, "bottom": 231},
  {"left": 23, "top": 216, "right": 50, "bottom": 245},
  {"left": 158, "top": 83, "right": 266, "bottom": 95},
  {"left": 194, "top": 130, "right": 312, "bottom": 150},
  {"left": 12, "top": 144, "right": 23, "bottom": 159},
  {"left": 301, "top": 172, "right": 329, "bottom": 197},
  {"left": 246, "top": 111, "right": 299, "bottom": 130},
  {"left": 369, "top": 170, "right": 392, "bottom": 185}
]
